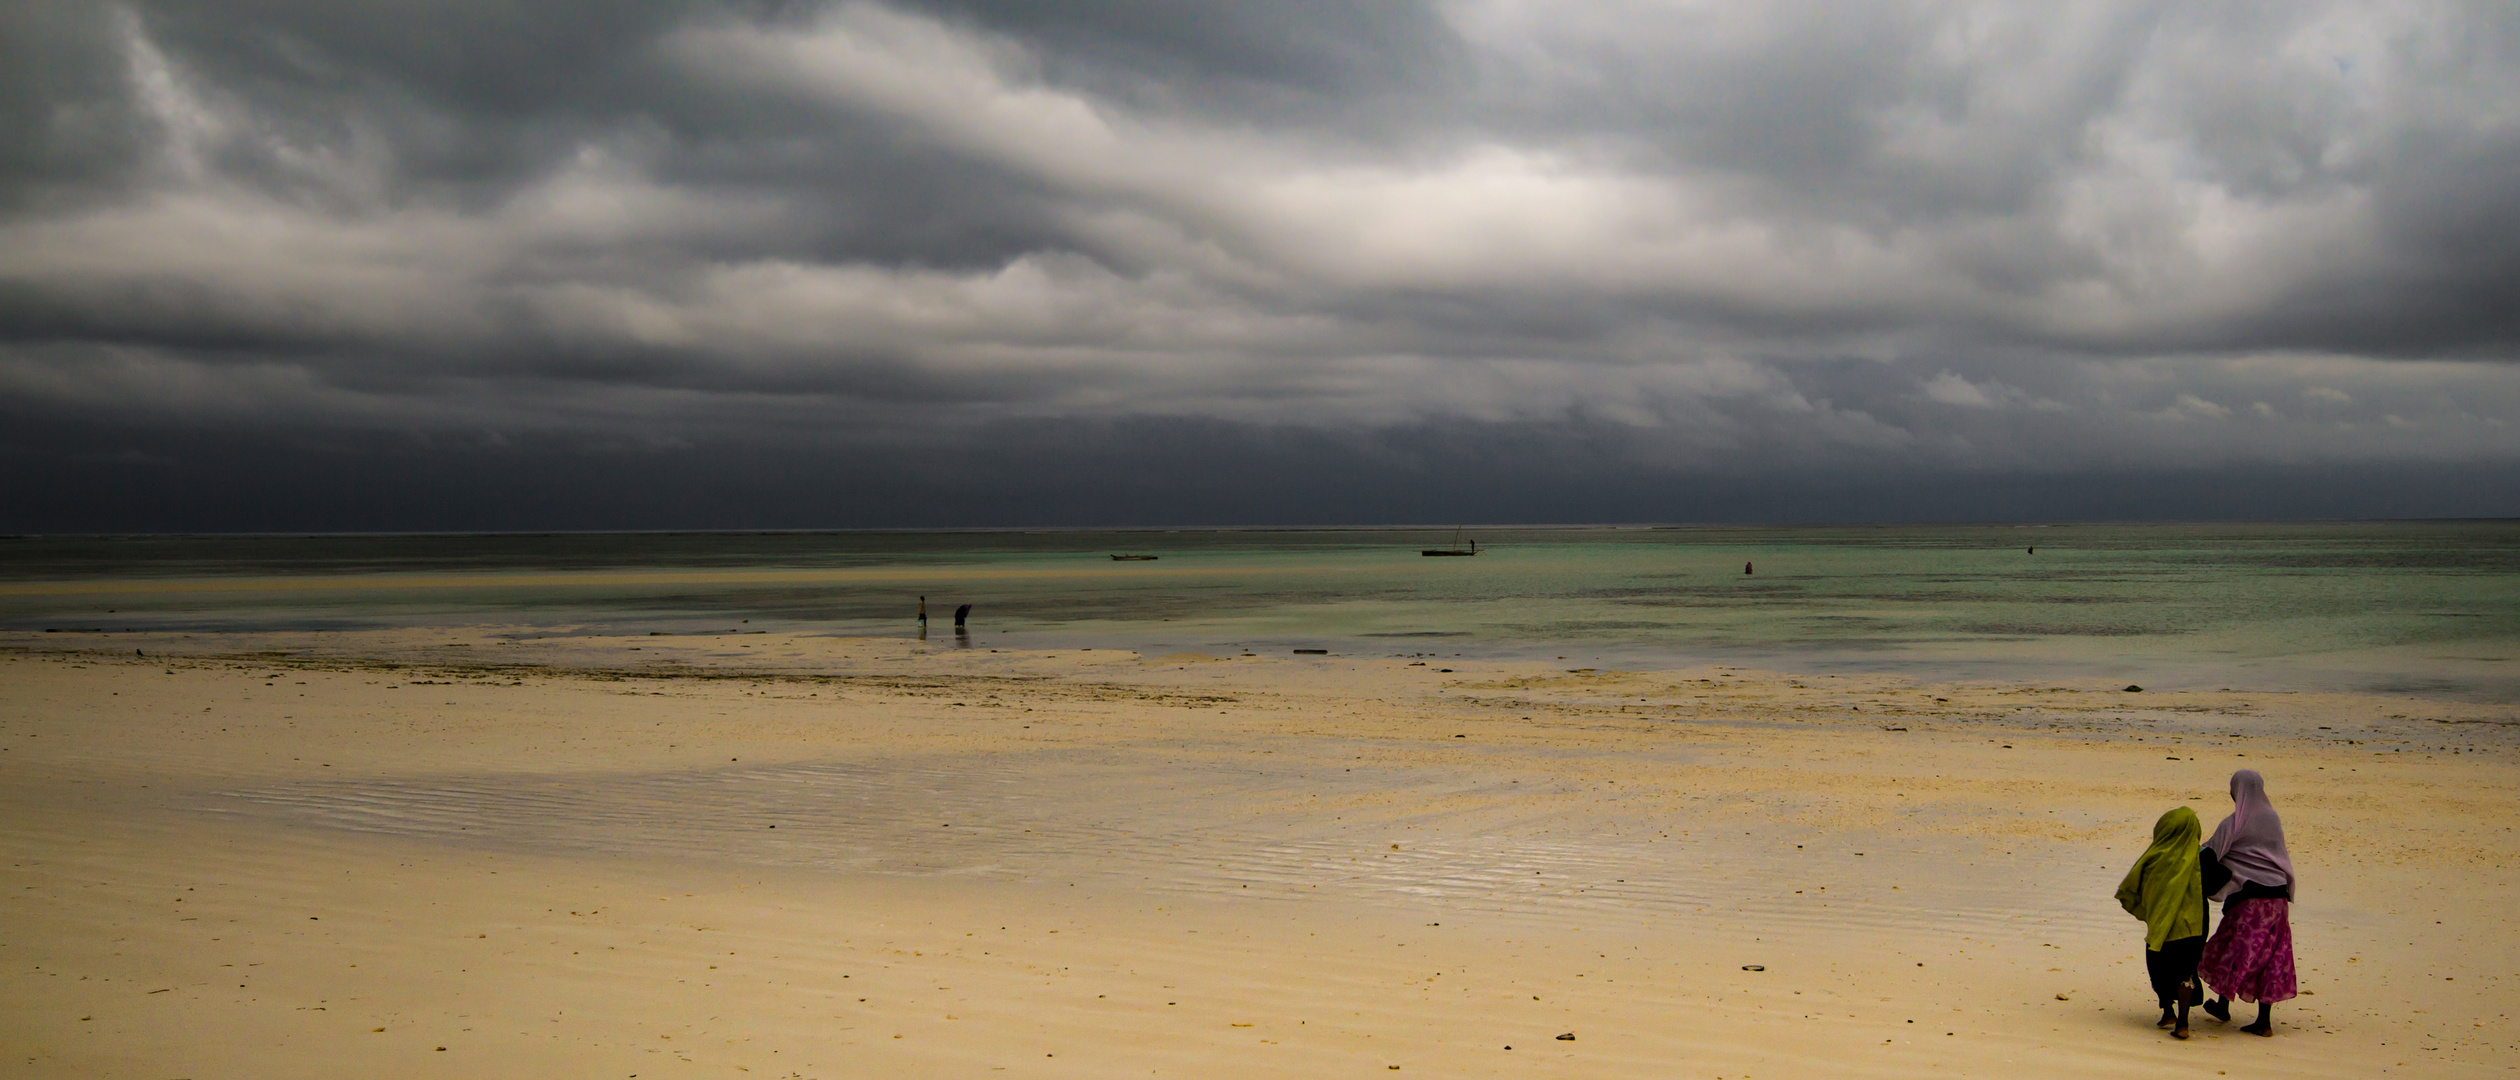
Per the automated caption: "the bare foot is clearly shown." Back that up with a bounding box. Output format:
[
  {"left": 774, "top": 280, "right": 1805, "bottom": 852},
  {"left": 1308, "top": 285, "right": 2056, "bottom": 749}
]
[
  {"left": 2157, "top": 1011, "right": 2177, "bottom": 1029},
  {"left": 2240, "top": 1020, "right": 2271, "bottom": 1037},
  {"left": 2171, "top": 1024, "right": 2190, "bottom": 1040},
  {"left": 2202, "top": 998, "right": 2231, "bottom": 1022}
]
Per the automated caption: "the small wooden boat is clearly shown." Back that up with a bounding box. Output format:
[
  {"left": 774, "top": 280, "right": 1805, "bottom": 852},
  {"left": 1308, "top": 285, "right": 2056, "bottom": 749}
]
[
  {"left": 1421, "top": 528, "right": 1478, "bottom": 557},
  {"left": 1110, "top": 554, "right": 1159, "bottom": 561}
]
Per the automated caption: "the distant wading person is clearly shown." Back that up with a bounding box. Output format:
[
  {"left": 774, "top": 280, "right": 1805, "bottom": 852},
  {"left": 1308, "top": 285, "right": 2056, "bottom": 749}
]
[
  {"left": 2117, "top": 806, "right": 2206, "bottom": 1038},
  {"left": 2198, "top": 769, "right": 2298, "bottom": 1036}
]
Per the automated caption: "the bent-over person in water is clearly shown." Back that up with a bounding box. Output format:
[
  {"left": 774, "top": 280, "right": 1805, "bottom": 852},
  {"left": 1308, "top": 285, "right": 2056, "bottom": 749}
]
[
  {"left": 2117, "top": 806, "right": 2207, "bottom": 1038},
  {"left": 2198, "top": 768, "right": 2299, "bottom": 1036}
]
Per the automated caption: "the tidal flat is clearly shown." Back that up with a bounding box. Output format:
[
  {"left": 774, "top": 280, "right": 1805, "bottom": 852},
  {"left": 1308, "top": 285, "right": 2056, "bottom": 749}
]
[{"left": 3, "top": 629, "right": 2514, "bottom": 1077}]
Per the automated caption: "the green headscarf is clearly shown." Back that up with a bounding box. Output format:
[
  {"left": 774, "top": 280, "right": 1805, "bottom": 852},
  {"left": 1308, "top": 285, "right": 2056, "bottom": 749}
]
[{"left": 2115, "top": 806, "right": 2205, "bottom": 949}]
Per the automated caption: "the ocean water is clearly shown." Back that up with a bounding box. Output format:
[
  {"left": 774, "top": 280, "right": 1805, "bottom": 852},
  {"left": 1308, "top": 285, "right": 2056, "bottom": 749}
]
[{"left": 5, "top": 522, "right": 2516, "bottom": 696}]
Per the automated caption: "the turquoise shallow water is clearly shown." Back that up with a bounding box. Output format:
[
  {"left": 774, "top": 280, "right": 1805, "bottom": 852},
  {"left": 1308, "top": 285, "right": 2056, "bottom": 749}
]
[{"left": 5, "top": 523, "right": 2515, "bottom": 696}]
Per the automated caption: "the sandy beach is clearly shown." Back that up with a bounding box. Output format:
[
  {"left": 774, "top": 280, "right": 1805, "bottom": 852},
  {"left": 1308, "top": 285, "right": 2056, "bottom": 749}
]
[{"left": 4, "top": 629, "right": 2515, "bottom": 1078}]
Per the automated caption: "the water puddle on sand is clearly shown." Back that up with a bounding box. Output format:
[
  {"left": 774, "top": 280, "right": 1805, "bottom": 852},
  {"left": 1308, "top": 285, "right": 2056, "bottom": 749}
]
[{"left": 199, "top": 752, "right": 2128, "bottom": 940}]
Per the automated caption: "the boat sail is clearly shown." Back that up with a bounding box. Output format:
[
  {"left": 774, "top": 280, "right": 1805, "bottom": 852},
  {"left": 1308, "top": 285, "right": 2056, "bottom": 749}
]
[{"left": 1421, "top": 528, "right": 1478, "bottom": 557}]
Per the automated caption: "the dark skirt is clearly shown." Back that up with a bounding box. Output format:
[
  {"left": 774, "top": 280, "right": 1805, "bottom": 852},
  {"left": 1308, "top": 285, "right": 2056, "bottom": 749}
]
[
  {"left": 2146, "top": 935, "right": 2205, "bottom": 1004},
  {"left": 2200, "top": 897, "right": 2298, "bottom": 1004}
]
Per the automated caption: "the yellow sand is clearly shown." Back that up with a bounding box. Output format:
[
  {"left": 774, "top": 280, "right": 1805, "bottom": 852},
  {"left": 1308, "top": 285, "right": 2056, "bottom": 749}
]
[{"left": 3, "top": 630, "right": 2514, "bottom": 1078}]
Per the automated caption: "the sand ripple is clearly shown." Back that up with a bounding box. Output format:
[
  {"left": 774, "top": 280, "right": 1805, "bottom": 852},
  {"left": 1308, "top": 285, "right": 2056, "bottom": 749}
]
[{"left": 202, "top": 753, "right": 2123, "bottom": 937}]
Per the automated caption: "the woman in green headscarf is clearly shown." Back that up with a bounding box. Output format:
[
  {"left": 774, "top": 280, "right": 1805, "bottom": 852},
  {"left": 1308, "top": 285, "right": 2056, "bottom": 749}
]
[{"left": 2117, "top": 806, "right": 2207, "bottom": 1038}]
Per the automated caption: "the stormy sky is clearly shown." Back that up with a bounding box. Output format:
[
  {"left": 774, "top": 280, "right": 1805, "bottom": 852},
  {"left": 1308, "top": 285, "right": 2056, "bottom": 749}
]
[{"left": 4, "top": 0, "right": 2517, "bottom": 531}]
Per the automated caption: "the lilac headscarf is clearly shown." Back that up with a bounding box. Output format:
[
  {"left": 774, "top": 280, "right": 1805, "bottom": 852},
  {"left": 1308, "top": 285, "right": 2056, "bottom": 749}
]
[{"left": 2204, "top": 769, "right": 2295, "bottom": 899}]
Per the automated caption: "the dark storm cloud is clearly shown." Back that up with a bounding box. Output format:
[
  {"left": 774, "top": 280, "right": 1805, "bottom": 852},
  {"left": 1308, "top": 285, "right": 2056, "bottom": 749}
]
[
  {"left": 918, "top": 0, "right": 1467, "bottom": 107},
  {"left": 1, "top": 0, "right": 2517, "bottom": 528}
]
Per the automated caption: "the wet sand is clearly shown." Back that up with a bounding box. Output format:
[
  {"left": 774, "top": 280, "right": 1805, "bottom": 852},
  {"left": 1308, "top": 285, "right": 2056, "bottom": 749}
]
[{"left": 4, "top": 630, "right": 2516, "bottom": 1077}]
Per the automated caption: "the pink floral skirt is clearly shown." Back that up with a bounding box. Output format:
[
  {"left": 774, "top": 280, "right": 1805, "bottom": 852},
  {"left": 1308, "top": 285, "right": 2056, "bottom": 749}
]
[{"left": 2199, "top": 897, "right": 2297, "bottom": 1004}]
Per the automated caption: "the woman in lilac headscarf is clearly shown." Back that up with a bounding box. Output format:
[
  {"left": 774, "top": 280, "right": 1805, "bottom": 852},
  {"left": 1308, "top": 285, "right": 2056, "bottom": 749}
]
[{"left": 2197, "top": 769, "right": 2298, "bottom": 1035}]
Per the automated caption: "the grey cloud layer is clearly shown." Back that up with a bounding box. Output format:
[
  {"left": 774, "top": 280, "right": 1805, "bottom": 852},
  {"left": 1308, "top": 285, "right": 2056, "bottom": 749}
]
[{"left": 3, "top": 0, "right": 2517, "bottom": 499}]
